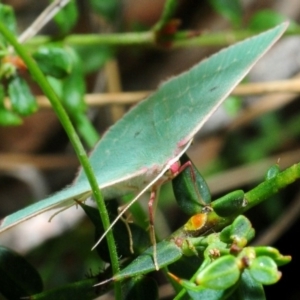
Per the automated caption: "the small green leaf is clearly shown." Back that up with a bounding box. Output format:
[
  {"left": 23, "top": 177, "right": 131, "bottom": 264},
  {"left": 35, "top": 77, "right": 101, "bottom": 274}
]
[
  {"left": 249, "top": 10, "right": 300, "bottom": 32},
  {"left": 195, "top": 255, "right": 240, "bottom": 289},
  {"left": 73, "top": 113, "right": 100, "bottom": 147},
  {"left": 73, "top": 45, "right": 113, "bottom": 74},
  {"left": 212, "top": 190, "right": 245, "bottom": 217},
  {"left": 8, "top": 76, "right": 38, "bottom": 116},
  {"left": 209, "top": 0, "right": 242, "bottom": 27},
  {"left": 0, "top": 108, "right": 22, "bottom": 126},
  {"left": 186, "top": 285, "right": 228, "bottom": 300},
  {"left": 179, "top": 236, "right": 206, "bottom": 257},
  {"left": 61, "top": 49, "right": 86, "bottom": 116},
  {"left": 249, "top": 256, "right": 281, "bottom": 285},
  {"left": 33, "top": 46, "right": 72, "bottom": 78},
  {"left": 219, "top": 224, "right": 232, "bottom": 243},
  {"left": 153, "top": 0, "right": 179, "bottom": 31},
  {"left": 0, "top": 56, "right": 18, "bottom": 79},
  {"left": 58, "top": 48, "right": 99, "bottom": 147},
  {"left": 172, "top": 256, "right": 237, "bottom": 299},
  {"left": 53, "top": 0, "right": 78, "bottom": 34},
  {"left": 230, "top": 215, "right": 255, "bottom": 247},
  {"left": 113, "top": 241, "right": 182, "bottom": 282},
  {"left": 223, "top": 96, "right": 242, "bottom": 116},
  {"left": 173, "top": 153, "right": 211, "bottom": 215},
  {"left": 265, "top": 164, "right": 280, "bottom": 180},
  {"left": 254, "top": 246, "right": 291, "bottom": 266},
  {"left": 0, "top": 246, "right": 43, "bottom": 299},
  {"left": 237, "top": 269, "right": 266, "bottom": 300},
  {"left": 47, "top": 76, "right": 63, "bottom": 97}
]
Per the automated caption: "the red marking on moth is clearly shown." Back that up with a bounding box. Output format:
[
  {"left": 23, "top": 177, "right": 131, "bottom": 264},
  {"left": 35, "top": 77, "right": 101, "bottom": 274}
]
[
  {"left": 169, "top": 161, "right": 181, "bottom": 175},
  {"left": 177, "top": 137, "right": 190, "bottom": 148}
]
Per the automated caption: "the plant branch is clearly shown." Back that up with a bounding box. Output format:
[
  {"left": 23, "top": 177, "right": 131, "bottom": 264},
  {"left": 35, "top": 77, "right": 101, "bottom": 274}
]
[
  {"left": 24, "top": 28, "right": 300, "bottom": 49},
  {"left": 5, "top": 78, "right": 300, "bottom": 109},
  {"left": 170, "top": 162, "right": 300, "bottom": 240},
  {"left": 243, "top": 162, "right": 300, "bottom": 212},
  {"left": 0, "top": 22, "right": 122, "bottom": 298}
]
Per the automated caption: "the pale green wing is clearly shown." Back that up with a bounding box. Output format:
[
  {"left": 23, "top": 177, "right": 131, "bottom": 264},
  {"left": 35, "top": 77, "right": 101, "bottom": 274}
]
[{"left": 0, "top": 23, "right": 288, "bottom": 233}]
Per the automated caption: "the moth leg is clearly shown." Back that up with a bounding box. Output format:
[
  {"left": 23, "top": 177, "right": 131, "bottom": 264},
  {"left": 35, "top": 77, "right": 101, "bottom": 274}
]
[
  {"left": 146, "top": 159, "right": 211, "bottom": 268},
  {"left": 147, "top": 161, "right": 192, "bottom": 270},
  {"left": 118, "top": 204, "right": 134, "bottom": 254},
  {"left": 148, "top": 187, "right": 160, "bottom": 270}
]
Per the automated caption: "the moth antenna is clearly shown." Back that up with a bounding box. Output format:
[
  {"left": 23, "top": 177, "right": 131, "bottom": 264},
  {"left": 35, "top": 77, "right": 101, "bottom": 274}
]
[
  {"left": 94, "top": 276, "right": 114, "bottom": 287},
  {"left": 48, "top": 204, "right": 73, "bottom": 222}
]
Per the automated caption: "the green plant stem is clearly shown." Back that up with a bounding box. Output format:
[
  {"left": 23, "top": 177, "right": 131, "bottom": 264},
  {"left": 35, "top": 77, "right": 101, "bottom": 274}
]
[
  {"left": 25, "top": 30, "right": 248, "bottom": 48},
  {"left": 66, "top": 31, "right": 155, "bottom": 46},
  {"left": 171, "top": 163, "right": 300, "bottom": 298},
  {"left": 218, "top": 162, "right": 300, "bottom": 232},
  {"left": 152, "top": 0, "right": 178, "bottom": 31},
  {"left": 170, "top": 162, "right": 300, "bottom": 239},
  {"left": 25, "top": 32, "right": 155, "bottom": 48},
  {"left": 243, "top": 162, "right": 300, "bottom": 212},
  {"left": 75, "top": 113, "right": 100, "bottom": 148},
  {"left": 24, "top": 28, "right": 300, "bottom": 50},
  {"left": 0, "top": 23, "right": 122, "bottom": 299}
]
